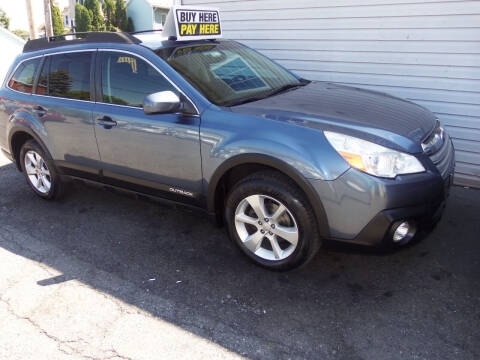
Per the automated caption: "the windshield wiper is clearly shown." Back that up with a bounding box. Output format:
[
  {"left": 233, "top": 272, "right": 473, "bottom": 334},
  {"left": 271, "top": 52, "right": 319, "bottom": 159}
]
[
  {"left": 223, "top": 80, "right": 310, "bottom": 107},
  {"left": 264, "top": 82, "right": 307, "bottom": 98},
  {"left": 223, "top": 95, "right": 270, "bottom": 107}
]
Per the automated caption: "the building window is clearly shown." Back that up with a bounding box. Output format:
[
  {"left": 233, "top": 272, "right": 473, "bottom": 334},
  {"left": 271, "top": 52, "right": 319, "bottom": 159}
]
[{"left": 154, "top": 8, "right": 168, "bottom": 26}]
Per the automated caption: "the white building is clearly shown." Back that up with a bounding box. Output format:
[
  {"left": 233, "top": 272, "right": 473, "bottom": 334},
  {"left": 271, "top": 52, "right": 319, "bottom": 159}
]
[
  {"left": 0, "top": 27, "right": 25, "bottom": 84},
  {"left": 127, "top": 0, "right": 174, "bottom": 32},
  {"left": 62, "top": 6, "right": 72, "bottom": 30},
  {"left": 181, "top": 0, "right": 480, "bottom": 188}
]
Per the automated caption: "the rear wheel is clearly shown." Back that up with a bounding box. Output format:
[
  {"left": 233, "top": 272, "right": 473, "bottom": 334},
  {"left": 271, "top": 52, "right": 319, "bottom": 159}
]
[
  {"left": 225, "top": 171, "right": 321, "bottom": 271},
  {"left": 20, "top": 140, "right": 64, "bottom": 200}
]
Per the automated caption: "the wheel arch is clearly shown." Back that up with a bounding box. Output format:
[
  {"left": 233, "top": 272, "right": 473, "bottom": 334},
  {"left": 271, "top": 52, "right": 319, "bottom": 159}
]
[
  {"left": 207, "top": 153, "right": 330, "bottom": 238},
  {"left": 8, "top": 126, "right": 50, "bottom": 171}
]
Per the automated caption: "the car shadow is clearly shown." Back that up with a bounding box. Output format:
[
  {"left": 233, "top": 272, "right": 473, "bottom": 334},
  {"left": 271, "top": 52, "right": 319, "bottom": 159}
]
[{"left": 0, "top": 160, "right": 479, "bottom": 359}]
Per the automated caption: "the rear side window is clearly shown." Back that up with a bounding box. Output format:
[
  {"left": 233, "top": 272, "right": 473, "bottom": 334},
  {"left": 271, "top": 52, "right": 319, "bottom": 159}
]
[
  {"left": 43, "top": 52, "right": 92, "bottom": 100},
  {"left": 8, "top": 58, "right": 41, "bottom": 94},
  {"left": 101, "top": 52, "right": 176, "bottom": 107}
]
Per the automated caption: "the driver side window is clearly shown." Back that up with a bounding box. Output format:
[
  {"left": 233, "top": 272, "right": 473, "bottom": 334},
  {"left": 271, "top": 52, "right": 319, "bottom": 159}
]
[{"left": 101, "top": 52, "right": 177, "bottom": 107}]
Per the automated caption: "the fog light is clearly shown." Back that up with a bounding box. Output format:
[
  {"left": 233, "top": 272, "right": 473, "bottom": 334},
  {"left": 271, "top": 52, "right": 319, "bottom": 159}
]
[{"left": 393, "top": 222, "right": 411, "bottom": 242}]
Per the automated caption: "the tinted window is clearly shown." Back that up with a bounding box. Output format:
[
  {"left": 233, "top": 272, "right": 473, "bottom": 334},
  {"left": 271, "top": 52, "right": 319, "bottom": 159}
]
[
  {"left": 8, "top": 58, "right": 41, "bottom": 94},
  {"left": 48, "top": 52, "right": 92, "bottom": 100},
  {"left": 101, "top": 52, "right": 176, "bottom": 107}
]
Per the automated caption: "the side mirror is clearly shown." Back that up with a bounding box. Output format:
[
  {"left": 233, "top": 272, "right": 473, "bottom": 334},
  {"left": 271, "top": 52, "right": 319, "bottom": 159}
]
[{"left": 143, "top": 91, "right": 182, "bottom": 115}]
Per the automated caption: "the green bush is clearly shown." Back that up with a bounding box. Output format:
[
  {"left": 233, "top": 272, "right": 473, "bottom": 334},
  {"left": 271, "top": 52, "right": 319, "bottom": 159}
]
[
  {"left": 103, "top": 0, "right": 116, "bottom": 31},
  {"left": 115, "top": 0, "right": 128, "bottom": 31},
  {"left": 126, "top": 17, "right": 134, "bottom": 32},
  {"left": 75, "top": 3, "right": 92, "bottom": 32},
  {"left": 0, "top": 8, "right": 10, "bottom": 29},
  {"left": 12, "top": 29, "right": 29, "bottom": 40},
  {"left": 76, "top": 0, "right": 132, "bottom": 33},
  {"left": 84, "top": 0, "right": 105, "bottom": 31},
  {"left": 51, "top": 3, "right": 65, "bottom": 35}
]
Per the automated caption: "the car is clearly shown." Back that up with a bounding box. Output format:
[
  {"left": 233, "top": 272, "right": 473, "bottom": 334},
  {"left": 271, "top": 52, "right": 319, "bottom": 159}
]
[{"left": 0, "top": 27, "right": 454, "bottom": 271}]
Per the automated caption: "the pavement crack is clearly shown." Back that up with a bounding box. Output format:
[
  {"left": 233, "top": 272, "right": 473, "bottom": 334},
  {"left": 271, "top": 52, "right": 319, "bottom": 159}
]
[
  {"left": 103, "top": 349, "right": 135, "bottom": 360},
  {"left": 0, "top": 297, "right": 94, "bottom": 359}
]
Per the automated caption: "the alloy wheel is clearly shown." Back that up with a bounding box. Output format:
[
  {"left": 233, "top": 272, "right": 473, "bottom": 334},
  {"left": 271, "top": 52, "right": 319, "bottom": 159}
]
[
  {"left": 234, "top": 194, "right": 299, "bottom": 261},
  {"left": 24, "top": 150, "right": 51, "bottom": 194}
]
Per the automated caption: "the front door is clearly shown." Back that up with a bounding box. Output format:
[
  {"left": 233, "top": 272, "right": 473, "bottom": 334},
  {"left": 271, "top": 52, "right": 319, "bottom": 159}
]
[{"left": 92, "top": 51, "right": 202, "bottom": 203}]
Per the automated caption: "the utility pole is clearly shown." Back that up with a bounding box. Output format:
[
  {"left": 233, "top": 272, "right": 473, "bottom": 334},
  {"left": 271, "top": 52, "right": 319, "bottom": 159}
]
[
  {"left": 26, "top": 0, "right": 37, "bottom": 39},
  {"left": 69, "top": 0, "right": 76, "bottom": 33},
  {"left": 43, "top": 0, "right": 54, "bottom": 38}
]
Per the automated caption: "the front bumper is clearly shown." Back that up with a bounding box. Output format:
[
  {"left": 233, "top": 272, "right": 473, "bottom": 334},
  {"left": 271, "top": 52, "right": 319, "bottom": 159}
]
[
  {"left": 310, "top": 149, "right": 454, "bottom": 246},
  {"left": 338, "top": 189, "right": 448, "bottom": 246}
]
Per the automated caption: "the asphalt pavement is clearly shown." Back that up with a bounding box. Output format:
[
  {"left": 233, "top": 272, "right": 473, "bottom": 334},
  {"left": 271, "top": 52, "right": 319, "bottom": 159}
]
[{"left": 0, "top": 151, "right": 479, "bottom": 360}]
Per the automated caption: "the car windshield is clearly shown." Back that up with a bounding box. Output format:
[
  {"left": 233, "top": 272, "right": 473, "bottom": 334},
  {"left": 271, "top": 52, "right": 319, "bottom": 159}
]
[{"left": 155, "top": 41, "right": 307, "bottom": 106}]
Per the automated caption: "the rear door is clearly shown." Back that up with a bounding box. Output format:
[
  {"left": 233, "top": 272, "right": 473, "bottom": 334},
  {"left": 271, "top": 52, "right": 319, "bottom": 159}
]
[
  {"left": 32, "top": 51, "right": 101, "bottom": 175},
  {"left": 92, "top": 50, "right": 202, "bottom": 202}
]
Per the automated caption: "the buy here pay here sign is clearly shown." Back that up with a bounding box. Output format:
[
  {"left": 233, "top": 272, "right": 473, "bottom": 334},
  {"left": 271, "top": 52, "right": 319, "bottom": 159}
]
[{"left": 173, "top": 8, "right": 222, "bottom": 40}]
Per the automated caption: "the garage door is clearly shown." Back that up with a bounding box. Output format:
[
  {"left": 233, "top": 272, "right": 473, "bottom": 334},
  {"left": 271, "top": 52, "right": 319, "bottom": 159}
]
[{"left": 181, "top": 0, "right": 480, "bottom": 188}]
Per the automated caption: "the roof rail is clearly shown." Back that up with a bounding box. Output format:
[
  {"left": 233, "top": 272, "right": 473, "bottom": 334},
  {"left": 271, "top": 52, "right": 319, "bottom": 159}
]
[
  {"left": 23, "top": 32, "right": 142, "bottom": 53},
  {"left": 130, "top": 29, "right": 164, "bottom": 35}
]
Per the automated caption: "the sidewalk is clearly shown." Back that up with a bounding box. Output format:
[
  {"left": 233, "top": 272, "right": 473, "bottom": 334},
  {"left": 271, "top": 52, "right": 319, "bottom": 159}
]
[{"left": 0, "top": 225, "right": 241, "bottom": 360}]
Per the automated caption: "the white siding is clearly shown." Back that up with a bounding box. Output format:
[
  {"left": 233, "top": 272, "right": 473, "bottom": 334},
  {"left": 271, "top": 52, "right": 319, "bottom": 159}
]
[
  {"left": 182, "top": 0, "right": 480, "bottom": 188},
  {"left": 0, "top": 28, "right": 25, "bottom": 85}
]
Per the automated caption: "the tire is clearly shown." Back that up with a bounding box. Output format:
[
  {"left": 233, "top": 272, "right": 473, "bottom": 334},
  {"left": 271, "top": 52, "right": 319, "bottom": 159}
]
[
  {"left": 225, "top": 170, "right": 321, "bottom": 271},
  {"left": 19, "top": 140, "right": 64, "bottom": 200}
]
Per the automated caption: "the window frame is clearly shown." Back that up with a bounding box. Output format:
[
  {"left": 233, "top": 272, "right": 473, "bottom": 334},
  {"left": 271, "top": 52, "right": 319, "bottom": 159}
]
[
  {"left": 96, "top": 49, "right": 199, "bottom": 115},
  {"left": 34, "top": 56, "right": 49, "bottom": 95},
  {"left": 8, "top": 50, "right": 96, "bottom": 103},
  {"left": 7, "top": 49, "right": 199, "bottom": 114},
  {"left": 41, "top": 50, "right": 96, "bottom": 102}
]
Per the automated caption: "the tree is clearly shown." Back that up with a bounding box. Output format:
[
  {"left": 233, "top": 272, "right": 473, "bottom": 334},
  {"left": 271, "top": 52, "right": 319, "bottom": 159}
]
[
  {"left": 75, "top": 3, "right": 92, "bottom": 32},
  {"left": 114, "top": 0, "right": 128, "bottom": 31},
  {"left": 0, "top": 8, "right": 10, "bottom": 29},
  {"left": 102, "top": 0, "right": 117, "bottom": 31},
  {"left": 84, "top": 0, "right": 105, "bottom": 31},
  {"left": 51, "top": 2, "right": 64, "bottom": 35},
  {"left": 75, "top": 0, "right": 130, "bottom": 33},
  {"left": 126, "top": 17, "right": 134, "bottom": 32},
  {"left": 49, "top": 70, "right": 72, "bottom": 97},
  {"left": 12, "top": 29, "right": 29, "bottom": 40}
]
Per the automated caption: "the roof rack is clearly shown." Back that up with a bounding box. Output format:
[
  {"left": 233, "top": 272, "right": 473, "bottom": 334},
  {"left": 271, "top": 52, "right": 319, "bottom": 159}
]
[
  {"left": 23, "top": 32, "right": 142, "bottom": 53},
  {"left": 130, "top": 29, "right": 164, "bottom": 35}
]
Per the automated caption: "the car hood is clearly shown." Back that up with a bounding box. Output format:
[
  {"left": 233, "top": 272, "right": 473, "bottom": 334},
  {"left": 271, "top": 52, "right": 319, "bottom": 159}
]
[{"left": 230, "top": 81, "right": 436, "bottom": 152}]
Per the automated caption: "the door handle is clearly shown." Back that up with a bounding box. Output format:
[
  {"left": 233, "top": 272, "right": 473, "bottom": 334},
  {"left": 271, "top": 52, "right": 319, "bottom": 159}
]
[
  {"left": 96, "top": 116, "right": 117, "bottom": 129},
  {"left": 33, "top": 105, "right": 47, "bottom": 117}
]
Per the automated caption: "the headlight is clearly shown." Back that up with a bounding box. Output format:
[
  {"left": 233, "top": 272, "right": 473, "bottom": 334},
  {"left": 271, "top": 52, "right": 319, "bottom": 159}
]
[{"left": 324, "top": 131, "right": 425, "bottom": 178}]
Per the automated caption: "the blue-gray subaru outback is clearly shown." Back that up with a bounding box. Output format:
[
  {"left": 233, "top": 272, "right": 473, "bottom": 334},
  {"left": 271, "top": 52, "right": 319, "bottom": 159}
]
[{"left": 0, "top": 32, "right": 455, "bottom": 270}]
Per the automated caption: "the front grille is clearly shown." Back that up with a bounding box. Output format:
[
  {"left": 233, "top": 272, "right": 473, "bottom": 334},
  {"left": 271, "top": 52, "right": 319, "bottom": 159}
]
[{"left": 427, "top": 132, "right": 455, "bottom": 179}]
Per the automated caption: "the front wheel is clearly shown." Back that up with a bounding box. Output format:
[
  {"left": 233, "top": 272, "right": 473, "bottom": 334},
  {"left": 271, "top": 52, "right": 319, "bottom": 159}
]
[{"left": 225, "top": 171, "right": 321, "bottom": 271}]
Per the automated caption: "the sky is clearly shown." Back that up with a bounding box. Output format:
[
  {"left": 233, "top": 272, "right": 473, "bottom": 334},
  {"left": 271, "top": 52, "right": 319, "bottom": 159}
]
[{"left": 0, "top": 0, "right": 69, "bottom": 32}]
